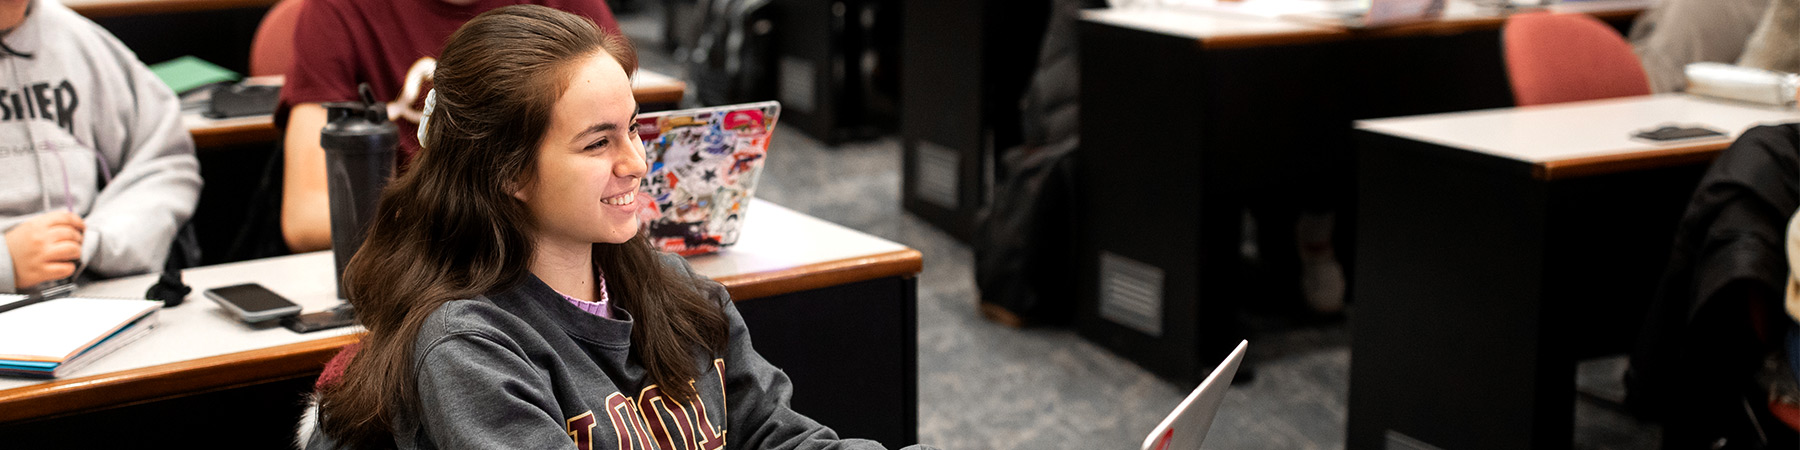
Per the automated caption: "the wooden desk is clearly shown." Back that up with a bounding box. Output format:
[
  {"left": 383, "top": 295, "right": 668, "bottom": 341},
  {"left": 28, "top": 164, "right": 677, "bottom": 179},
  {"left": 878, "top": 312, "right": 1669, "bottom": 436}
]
[
  {"left": 1071, "top": 2, "right": 1647, "bottom": 386},
  {"left": 64, "top": 0, "right": 277, "bottom": 18},
  {"left": 1152, "top": 0, "right": 1649, "bottom": 43},
  {"left": 1074, "top": 8, "right": 1355, "bottom": 387},
  {"left": 184, "top": 71, "right": 689, "bottom": 151},
  {"left": 0, "top": 199, "right": 920, "bottom": 447},
  {"left": 630, "top": 69, "right": 689, "bottom": 107},
  {"left": 1349, "top": 95, "right": 1798, "bottom": 450},
  {"left": 1080, "top": 7, "right": 1343, "bottom": 49},
  {"left": 184, "top": 113, "right": 279, "bottom": 150},
  {"left": 1358, "top": 95, "right": 1800, "bottom": 180}
]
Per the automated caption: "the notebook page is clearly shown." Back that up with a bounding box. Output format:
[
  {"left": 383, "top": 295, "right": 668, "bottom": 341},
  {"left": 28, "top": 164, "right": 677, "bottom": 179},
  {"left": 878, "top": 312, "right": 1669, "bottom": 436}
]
[{"left": 0, "top": 298, "right": 160, "bottom": 362}]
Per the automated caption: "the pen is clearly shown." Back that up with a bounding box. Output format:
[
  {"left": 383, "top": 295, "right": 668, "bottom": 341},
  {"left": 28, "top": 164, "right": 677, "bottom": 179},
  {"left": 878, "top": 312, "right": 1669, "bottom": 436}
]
[
  {"left": 0, "top": 280, "right": 76, "bottom": 315},
  {"left": 0, "top": 295, "right": 47, "bottom": 316}
]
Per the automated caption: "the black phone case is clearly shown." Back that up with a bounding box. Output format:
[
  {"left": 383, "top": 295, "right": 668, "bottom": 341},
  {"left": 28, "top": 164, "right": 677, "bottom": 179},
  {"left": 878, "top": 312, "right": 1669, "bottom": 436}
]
[
  {"left": 1634, "top": 126, "right": 1725, "bottom": 141},
  {"left": 206, "top": 283, "right": 300, "bottom": 323},
  {"left": 282, "top": 309, "right": 356, "bottom": 333}
]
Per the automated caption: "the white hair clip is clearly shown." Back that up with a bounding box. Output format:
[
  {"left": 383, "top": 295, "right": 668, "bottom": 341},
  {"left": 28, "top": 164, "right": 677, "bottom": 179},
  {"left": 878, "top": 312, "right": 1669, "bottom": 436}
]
[{"left": 418, "top": 88, "right": 436, "bottom": 147}]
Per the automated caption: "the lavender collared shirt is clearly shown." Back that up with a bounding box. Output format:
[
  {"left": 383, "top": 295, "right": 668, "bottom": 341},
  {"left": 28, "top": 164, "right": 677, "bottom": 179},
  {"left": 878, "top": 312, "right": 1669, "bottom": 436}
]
[{"left": 559, "top": 270, "right": 613, "bottom": 319}]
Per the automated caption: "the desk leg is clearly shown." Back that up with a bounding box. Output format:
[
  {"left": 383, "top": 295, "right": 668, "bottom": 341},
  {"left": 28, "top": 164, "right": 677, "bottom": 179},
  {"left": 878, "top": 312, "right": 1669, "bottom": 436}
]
[
  {"left": 735, "top": 276, "right": 919, "bottom": 447},
  {"left": 1348, "top": 133, "right": 1564, "bottom": 450},
  {"left": 1075, "top": 20, "right": 1349, "bottom": 386}
]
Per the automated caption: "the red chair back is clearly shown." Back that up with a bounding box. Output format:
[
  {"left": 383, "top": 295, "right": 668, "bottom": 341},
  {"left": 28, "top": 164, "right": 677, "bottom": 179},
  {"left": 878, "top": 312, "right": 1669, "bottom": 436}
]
[
  {"left": 1502, "top": 12, "right": 1650, "bottom": 106},
  {"left": 250, "top": 0, "right": 306, "bottom": 77}
]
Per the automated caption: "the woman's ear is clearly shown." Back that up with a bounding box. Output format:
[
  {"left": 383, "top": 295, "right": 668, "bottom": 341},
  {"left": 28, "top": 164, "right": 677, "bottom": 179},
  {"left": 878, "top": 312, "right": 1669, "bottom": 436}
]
[{"left": 508, "top": 179, "right": 530, "bottom": 202}]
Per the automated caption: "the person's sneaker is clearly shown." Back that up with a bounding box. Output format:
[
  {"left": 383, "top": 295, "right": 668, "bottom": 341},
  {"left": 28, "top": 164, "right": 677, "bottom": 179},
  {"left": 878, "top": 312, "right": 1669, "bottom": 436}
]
[
  {"left": 979, "top": 302, "right": 1027, "bottom": 328},
  {"left": 1240, "top": 210, "right": 1260, "bottom": 265},
  {"left": 1296, "top": 212, "right": 1345, "bottom": 315}
]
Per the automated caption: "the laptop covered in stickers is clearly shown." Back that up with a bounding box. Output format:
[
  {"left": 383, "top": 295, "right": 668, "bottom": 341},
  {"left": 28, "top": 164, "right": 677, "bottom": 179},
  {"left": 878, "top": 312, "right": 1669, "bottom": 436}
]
[{"left": 635, "top": 101, "right": 781, "bottom": 256}]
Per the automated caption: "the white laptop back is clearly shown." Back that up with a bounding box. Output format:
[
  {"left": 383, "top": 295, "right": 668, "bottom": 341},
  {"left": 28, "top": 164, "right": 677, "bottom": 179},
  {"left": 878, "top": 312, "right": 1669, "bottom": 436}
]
[
  {"left": 635, "top": 101, "right": 781, "bottom": 255},
  {"left": 1141, "top": 340, "right": 1247, "bottom": 450}
]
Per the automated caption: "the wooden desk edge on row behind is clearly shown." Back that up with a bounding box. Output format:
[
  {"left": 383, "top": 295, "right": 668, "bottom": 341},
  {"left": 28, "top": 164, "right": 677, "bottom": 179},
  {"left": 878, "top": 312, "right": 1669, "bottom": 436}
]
[
  {"left": 1343, "top": 7, "right": 1640, "bottom": 40},
  {"left": 68, "top": 0, "right": 279, "bottom": 18},
  {"left": 1534, "top": 141, "right": 1732, "bottom": 181},
  {"left": 189, "top": 81, "right": 688, "bottom": 152},
  {"left": 632, "top": 84, "right": 685, "bottom": 106},
  {"left": 1192, "top": 5, "right": 1645, "bottom": 50},
  {"left": 0, "top": 248, "right": 922, "bottom": 424},
  {"left": 192, "top": 119, "right": 281, "bottom": 149},
  {"left": 1198, "top": 29, "right": 1347, "bottom": 50}
]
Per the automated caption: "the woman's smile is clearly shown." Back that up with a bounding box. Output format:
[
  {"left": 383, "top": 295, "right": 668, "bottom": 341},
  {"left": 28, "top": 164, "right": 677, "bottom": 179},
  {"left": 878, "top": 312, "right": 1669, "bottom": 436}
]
[{"left": 599, "top": 190, "right": 635, "bottom": 207}]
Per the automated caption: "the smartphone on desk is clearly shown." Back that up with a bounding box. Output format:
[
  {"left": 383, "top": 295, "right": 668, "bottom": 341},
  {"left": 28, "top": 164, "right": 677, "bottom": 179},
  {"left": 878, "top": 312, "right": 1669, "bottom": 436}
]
[
  {"left": 1632, "top": 125, "right": 1727, "bottom": 144},
  {"left": 282, "top": 304, "right": 357, "bottom": 333},
  {"left": 205, "top": 283, "right": 301, "bottom": 323}
]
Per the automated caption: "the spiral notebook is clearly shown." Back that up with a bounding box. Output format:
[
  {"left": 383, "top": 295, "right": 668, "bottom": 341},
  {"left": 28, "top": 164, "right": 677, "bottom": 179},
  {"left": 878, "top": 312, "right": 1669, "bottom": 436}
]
[{"left": 0, "top": 297, "right": 160, "bottom": 378}]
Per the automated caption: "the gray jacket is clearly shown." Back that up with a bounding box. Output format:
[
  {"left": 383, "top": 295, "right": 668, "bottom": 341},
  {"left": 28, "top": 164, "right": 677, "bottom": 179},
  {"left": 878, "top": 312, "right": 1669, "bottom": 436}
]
[
  {"left": 1628, "top": 0, "right": 1770, "bottom": 93},
  {"left": 0, "top": 0, "right": 201, "bottom": 292}
]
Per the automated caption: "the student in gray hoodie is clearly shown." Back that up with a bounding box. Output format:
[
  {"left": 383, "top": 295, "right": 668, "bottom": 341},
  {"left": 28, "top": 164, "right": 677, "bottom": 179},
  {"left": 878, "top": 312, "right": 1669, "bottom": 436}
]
[
  {"left": 0, "top": 0, "right": 201, "bottom": 293},
  {"left": 302, "top": 6, "right": 934, "bottom": 450}
]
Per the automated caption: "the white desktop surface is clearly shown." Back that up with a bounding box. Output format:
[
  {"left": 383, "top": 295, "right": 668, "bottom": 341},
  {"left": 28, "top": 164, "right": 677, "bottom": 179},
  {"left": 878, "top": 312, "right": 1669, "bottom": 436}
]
[
  {"left": 0, "top": 255, "right": 347, "bottom": 393},
  {"left": 1547, "top": 0, "right": 1657, "bottom": 16},
  {"left": 1160, "top": 0, "right": 1517, "bottom": 24},
  {"left": 1100, "top": 0, "right": 1650, "bottom": 31},
  {"left": 1081, "top": 7, "right": 1334, "bottom": 41},
  {"left": 687, "top": 200, "right": 910, "bottom": 281},
  {"left": 634, "top": 69, "right": 683, "bottom": 92},
  {"left": 0, "top": 198, "right": 908, "bottom": 391},
  {"left": 1355, "top": 94, "right": 1800, "bottom": 164}
]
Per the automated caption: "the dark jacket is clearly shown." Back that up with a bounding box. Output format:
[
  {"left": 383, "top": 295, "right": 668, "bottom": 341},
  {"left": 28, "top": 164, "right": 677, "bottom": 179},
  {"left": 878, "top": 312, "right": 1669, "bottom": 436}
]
[{"left": 1629, "top": 123, "right": 1800, "bottom": 421}]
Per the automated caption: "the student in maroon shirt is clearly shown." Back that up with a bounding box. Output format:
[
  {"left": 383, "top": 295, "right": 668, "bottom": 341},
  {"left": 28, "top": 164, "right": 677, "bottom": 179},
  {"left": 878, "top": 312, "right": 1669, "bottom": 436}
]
[{"left": 275, "top": 0, "right": 619, "bottom": 253}]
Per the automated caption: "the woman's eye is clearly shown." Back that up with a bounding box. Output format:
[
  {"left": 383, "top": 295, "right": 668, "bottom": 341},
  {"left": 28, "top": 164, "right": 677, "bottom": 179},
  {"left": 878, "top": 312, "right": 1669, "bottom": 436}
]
[
  {"left": 587, "top": 138, "right": 609, "bottom": 151},
  {"left": 628, "top": 123, "right": 640, "bottom": 136}
]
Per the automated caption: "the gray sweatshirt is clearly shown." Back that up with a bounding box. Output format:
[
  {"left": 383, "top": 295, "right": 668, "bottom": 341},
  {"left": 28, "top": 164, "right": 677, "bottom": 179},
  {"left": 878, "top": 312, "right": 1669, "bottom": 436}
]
[
  {"left": 378, "top": 253, "right": 934, "bottom": 450},
  {"left": 0, "top": 0, "right": 201, "bottom": 292}
]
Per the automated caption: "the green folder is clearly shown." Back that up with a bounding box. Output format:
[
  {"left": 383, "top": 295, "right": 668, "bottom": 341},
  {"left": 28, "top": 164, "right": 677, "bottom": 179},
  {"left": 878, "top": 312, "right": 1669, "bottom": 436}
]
[{"left": 148, "top": 56, "right": 241, "bottom": 94}]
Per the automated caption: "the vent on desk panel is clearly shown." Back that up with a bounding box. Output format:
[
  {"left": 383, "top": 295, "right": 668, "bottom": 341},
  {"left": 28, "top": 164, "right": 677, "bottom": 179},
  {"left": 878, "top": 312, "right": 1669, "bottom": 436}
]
[
  {"left": 779, "top": 57, "right": 817, "bottom": 114},
  {"left": 1098, "top": 251, "right": 1163, "bottom": 337},
  {"left": 912, "top": 141, "right": 960, "bottom": 210}
]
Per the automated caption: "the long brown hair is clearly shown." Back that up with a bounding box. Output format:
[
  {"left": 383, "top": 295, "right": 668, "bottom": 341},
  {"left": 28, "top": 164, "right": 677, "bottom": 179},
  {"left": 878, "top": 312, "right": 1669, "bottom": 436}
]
[{"left": 320, "top": 6, "right": 728, "bottom": 447}]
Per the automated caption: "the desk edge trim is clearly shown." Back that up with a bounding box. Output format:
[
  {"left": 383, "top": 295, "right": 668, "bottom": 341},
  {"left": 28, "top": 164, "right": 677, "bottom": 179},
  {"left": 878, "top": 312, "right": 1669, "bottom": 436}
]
[
  {"left": 716, "top": 249, "right": 923, "bottom": 301},
  {"left": 1536, "top": 142, "right": 1728, "bottom": 180},
  {"left": 0, "top": 333, "right": 359, "bottom": 423}
]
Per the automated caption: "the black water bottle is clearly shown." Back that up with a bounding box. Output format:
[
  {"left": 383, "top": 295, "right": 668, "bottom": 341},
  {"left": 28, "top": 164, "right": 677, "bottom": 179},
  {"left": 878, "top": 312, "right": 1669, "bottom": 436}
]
[{"left": 320, "top": 84, "right": 396, "bottom": 300}]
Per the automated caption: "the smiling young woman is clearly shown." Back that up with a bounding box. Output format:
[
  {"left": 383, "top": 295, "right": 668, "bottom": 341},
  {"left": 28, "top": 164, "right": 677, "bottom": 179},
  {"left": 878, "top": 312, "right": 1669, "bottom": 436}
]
[{"left": 302, "top": 5, "right": 933, "bottom": 450}]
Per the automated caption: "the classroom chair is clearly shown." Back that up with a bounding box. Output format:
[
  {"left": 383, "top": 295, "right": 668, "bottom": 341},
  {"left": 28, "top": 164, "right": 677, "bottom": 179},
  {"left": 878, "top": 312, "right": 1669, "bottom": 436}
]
[
  {"left": 1501, "top": 11, "right": 1650, "bottom": 107},
  {"left": 250, "top": 0, "right": 306, "bottom": 77}
]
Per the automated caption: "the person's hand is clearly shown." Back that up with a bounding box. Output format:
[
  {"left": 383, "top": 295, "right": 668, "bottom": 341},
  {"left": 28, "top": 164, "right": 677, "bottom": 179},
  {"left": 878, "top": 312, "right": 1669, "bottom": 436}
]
[{"left": 5, "top": 212, "right": 84, "bottom": 289}]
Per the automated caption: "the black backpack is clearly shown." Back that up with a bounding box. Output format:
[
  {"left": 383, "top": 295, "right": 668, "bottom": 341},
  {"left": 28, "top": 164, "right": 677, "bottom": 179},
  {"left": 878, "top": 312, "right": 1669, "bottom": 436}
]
[
  {"left": 686, "top": 0, "right": 777, "bottom": 106},
  {"left": 974, "top": 141, "right": 1079, "bottom": 326}
]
